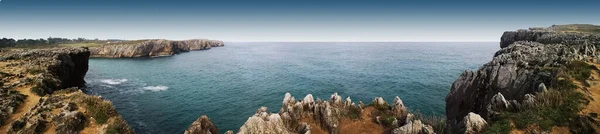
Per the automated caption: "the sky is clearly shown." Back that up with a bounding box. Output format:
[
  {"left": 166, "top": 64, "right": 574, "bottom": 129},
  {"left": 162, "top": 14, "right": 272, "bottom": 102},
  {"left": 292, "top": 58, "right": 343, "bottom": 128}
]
[{"left": 0, "top": 0, "right": 599, "bottom": 42}]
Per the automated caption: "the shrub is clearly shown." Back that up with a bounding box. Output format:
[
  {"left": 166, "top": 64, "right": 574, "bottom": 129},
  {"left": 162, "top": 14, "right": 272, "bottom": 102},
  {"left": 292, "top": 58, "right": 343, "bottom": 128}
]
[
  {"left": 491, "top": 61, "right": 589, "bottom": 131},
  {"left": 26, "top": 67, "right": 45, "bottom": 74},
  {"left": 106, "top": 117, "right": 133, "bottom": 134},
  {"left": 564, "top": 60, "right": 597, "bottom": 82},
  {"left": 343, "top": 106, "right": 362, "bottom": 120},
  {"left": 412, "top": 111, "right": 446, "bottom": 134},
  {"left": 484, "top": 118, "right": 510, "bottom": 134},
  {"left": 74, "top": 94, "right": 116, "bottom": 124}
]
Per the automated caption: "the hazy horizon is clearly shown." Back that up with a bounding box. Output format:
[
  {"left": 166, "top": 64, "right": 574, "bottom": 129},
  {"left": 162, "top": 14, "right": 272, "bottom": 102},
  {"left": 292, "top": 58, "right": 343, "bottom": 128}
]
[{"left": 1, "top": 0, "right": 599, "bottom": 42}]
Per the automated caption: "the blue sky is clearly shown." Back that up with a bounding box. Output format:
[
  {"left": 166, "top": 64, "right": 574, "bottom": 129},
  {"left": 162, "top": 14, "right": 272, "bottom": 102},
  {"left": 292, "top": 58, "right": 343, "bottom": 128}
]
[{"left": 0, "top": 0, "right": 599, "bottom": 42}]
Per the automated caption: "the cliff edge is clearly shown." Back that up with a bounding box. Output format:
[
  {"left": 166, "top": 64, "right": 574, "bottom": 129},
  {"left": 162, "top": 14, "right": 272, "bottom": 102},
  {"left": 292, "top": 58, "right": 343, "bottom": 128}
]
[
  {"left": 88, "top": 39, "right": 224, "bottom": 58},
  {"left": 447, "top": 24, "right": 600, "bottom": 133},
  {"left": 0, "top": 47, "right": 133, "bottom": 134}
]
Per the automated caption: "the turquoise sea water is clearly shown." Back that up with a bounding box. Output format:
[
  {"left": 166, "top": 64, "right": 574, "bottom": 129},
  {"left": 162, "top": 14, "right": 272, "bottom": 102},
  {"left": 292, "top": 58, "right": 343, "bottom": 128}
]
[{"left": 84, "top": 42, "right": 498, "bottom": 133}]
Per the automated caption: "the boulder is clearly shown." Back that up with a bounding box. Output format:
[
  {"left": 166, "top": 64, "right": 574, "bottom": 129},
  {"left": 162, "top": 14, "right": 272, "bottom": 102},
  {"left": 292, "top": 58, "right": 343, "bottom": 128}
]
[
  {"left": 458, "top": 112, "right": 488, "bottom": 134},
  {"left": 391, "top": 120, "right": 423, "bottom": 134},
  {"left": 523, "top": 94, "right": 536, "bottom": 108},
  {"left": 538, "top": 83, "right": 548, "bottom": 93},
  {"left": 184, "top": 115, "right": 218, "bottom": 134}
]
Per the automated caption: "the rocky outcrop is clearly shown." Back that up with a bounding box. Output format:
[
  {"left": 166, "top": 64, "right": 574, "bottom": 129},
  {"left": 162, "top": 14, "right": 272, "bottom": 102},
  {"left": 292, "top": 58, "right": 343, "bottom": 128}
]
[
  {"left": 0, "top": 47, "right": 133, "bottom": 133},
  {"left": 446, "top": 41, "right": 571, "bottom": 122},
  {"left": 185, "top": 115, "right": 218, "bottom": 134},
  {"left": 0, "top": 90, "right": 25, "bottom": 126},
  {"left": 238, "top": 107, "right": 291, "bottom": 134},
  {"left": 458, "top": 112, "right": 488, "bottom": 134},
  {"left": 500, "top": 25, "right": 600, "bottom": 49},
  {"left": 88, "top": 39, "right": 224, "bottom": 58},
  {"left": 448, "top": 25, "right": 600, "bottom": 132},
  {"left": 0, "top": 47, "right": 89, "bottom": 90}
]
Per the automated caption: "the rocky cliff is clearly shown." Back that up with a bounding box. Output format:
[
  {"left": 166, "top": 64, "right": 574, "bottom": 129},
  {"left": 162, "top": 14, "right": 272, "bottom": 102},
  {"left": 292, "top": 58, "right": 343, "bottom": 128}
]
[
  {"left": 0, "top": 47, "right": 133, "bottom": 134},
  {"left": 447, "top": 24, "right": 600, "bottom": 133},
  {"left": 186, "top": 93, "right": 441, "bottom": 134},
  {"left": 89, "top": 39, "right": 224, "bottom": 58}
]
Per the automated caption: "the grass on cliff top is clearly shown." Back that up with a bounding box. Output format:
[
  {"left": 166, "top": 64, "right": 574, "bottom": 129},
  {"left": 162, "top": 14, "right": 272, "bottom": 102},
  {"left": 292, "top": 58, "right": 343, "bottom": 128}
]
[
  {"left": 58, "top": 40, "right": 153, "bottom": 47},
  {"left": 486, "top": 60, "right": 593, "bottom": 133},
  {"left": 71, "top": 92, "right": 117, "bottom": 124},
  {"left": 553, "top": 24, "right": 600, "bottom": 34}
]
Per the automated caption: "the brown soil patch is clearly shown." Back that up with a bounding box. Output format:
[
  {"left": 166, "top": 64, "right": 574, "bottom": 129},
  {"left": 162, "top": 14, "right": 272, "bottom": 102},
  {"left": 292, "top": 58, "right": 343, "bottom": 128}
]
[
  {"left": 583, "top": 63, "right": 600, "bottom": 121},
  {"left": 300, "top": 107, "right": 386, "bottom": 134},
  {"left": 0, "top": 60, "right": 41, "bottom": 133}
]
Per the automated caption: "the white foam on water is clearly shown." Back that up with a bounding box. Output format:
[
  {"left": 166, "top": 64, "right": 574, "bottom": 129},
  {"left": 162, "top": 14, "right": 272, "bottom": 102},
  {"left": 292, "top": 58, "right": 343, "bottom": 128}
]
[
  {"left": 100, "top": 79, "right": 128, "bottom": 85},
  {"left": 142, "top": 85, "right": 169, "bottom": 92}
]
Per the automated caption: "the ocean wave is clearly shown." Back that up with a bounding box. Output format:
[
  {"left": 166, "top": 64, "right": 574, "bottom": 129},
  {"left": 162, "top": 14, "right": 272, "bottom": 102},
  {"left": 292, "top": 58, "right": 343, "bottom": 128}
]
[
  {"left": 100, "top": 79, "right": 128, "bottom": 85},
  {"left": 142, "top": 85, "right": 169, "bottom": 92}
]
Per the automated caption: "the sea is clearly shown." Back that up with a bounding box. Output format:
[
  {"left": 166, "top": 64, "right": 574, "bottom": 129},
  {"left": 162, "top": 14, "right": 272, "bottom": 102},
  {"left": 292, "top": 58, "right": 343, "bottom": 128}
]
[{"left": 83, "top": 42, "right": 499, "bottom": 133}]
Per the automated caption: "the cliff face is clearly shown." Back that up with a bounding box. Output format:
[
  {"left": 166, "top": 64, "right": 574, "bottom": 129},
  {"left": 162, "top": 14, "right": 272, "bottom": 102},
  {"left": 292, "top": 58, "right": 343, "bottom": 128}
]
[
  {"left": 447, "top": 25, "right": 600, "bottom": 132},
  {"left": 89, "top": 39, "right": 224, "bottom": 58},
  {"left": 0, "top": 47, "right": 133, "bottom": 134}
]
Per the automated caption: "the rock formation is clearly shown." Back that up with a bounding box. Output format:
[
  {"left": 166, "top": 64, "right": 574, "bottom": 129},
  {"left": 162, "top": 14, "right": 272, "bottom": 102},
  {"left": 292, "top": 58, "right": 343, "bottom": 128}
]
[
  {"left": 185, "top": 115, "right": 218, "bottom": 134},
  {"left": 0, "top": 47, "right": 133, "bottom": 133},
  {"left": 447, "top": 24, "right": 600, "bottom": 133},
  {"left": 458, "top": 112, "right": 488, "bottom": 134},
  {"left": 88, "top": 39, "right": 224, "bottom": 58}
]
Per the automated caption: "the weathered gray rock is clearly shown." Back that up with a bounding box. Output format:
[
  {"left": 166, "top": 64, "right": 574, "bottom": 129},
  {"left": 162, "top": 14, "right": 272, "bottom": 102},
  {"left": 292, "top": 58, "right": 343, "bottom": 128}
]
[
  {"left": 392, "top": 96, "right": 408, "bottom": 118},
  {"left": 302, "top": 94, "right": 315, "bottom": 109},
  {"left": 538, "top": 83, "right": 548, "bottom": 93},
  {"left": 458, "top": 112, "right": 488, "bottom": 134},
  {"left": 330, "top": 93, "right": 342, "bottom": 105},
  {"left": 391, "top": 120, "right": 423, "bottom": 134},
  {"left": 523, "top": 94, "right": 536, "bottom": 108},
  {"left": 185, "top": 115, "right": 218, "bottom": 134},
  {"left": 372, "top": 97, "right": 387, "bottom": 108},
  {"left": 0, "top": 90, "right": 25, "bottom": 126},
  {"left": 52, "top": 110, "right": 86, "bottom": 134},
  {"left": 446, "top": 41, "right": 571, "bottom": 122},
  {"left": 238, "top": 107, "right": 291, "bottom": 134}
]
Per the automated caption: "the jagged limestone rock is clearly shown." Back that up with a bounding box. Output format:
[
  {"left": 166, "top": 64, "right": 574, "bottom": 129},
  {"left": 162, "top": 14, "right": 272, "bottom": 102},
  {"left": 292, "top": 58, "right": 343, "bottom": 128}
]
[
  {"left": 391, "top": 120, "right": 423, "bottom": 134},
  {"left": 330, "top": 93, "right": 342, "bottom": 105},
  {"left": 185, "top": 115, "right": 218, "bottom": 134},
  {"left": 239, "top": 107, "right": 291, "bottom": 134},
  {"left": 392, "top": 96, "right": 408, "bottom": 118},
  {"left": 302, "top": 94, "right": 315, "bottom": 110},
  {"left": 459, "top": 112, "right": 488, "bottom": 134}
]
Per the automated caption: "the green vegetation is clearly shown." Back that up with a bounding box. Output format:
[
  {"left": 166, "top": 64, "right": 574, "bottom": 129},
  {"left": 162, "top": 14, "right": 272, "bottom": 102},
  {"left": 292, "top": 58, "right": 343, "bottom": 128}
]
[
  {"left": 370, "top": 107, "right": 396, "bottom": 127},
  {"left": 106, "top": 117, "right": 134, "bottom": 134},
  {"left": 26, "top": 66, "right": 46, "bottom": 75},
  {"left": 565, "top": 60, "right": 598, "bottom": 82},
  {"left": 553, "top": 24, "right": 600, "bottom": 34},
  {"left": 58, "top": 42, "right": 105, "bottom": 47},
  {"left": 72, "top": 93, "right": 117, "bottom": 124},
  {"left": 484, "top": 118, "right": 511, "bottom": 134},
  {"left": 412, "top": 111, "right": 447, "bottom": 134},
  {"left": 343, "top": 105, "right": 362, "bottom": 120},
  {"left": 487, "top": 60, "right": 593, "bottom": 132}
]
